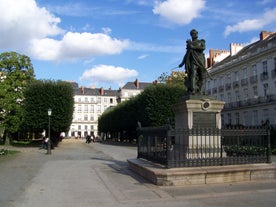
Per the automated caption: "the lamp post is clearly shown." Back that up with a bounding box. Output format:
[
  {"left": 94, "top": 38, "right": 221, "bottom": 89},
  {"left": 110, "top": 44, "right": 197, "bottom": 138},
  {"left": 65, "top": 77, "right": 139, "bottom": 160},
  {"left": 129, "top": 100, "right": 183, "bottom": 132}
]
[{"left": 47, "top": 108, "right": 52, "bottom": 155}]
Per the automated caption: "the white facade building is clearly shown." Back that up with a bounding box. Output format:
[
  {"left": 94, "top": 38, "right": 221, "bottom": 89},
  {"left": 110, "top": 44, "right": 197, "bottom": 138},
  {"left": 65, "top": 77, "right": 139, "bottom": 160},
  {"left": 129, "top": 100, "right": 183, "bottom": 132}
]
[
  {"left": 68, "top": 79, "right": 152, "bottom": 138},
  {"left": 205, "top": 31, "right": 276, "bottom": 127}
]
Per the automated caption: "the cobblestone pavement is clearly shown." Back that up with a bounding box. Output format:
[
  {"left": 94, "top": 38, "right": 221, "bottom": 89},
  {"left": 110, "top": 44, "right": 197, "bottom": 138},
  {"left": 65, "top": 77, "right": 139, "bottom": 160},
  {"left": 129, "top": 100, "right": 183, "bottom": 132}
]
[{"left": 0, "top": 139, "right": 276, "bottom": 207}]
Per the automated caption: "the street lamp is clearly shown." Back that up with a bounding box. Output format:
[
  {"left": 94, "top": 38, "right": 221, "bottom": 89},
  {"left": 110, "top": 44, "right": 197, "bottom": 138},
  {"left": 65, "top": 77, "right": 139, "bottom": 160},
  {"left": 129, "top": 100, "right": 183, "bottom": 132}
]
[{"left": 47, "top": 108, "right": 52, "bottom": 155}]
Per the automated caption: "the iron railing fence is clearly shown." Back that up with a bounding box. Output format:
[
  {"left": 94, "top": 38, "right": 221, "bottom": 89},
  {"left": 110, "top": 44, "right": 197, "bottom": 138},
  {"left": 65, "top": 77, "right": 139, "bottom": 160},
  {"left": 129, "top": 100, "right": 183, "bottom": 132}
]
[{"left": 137, "top": 125, "right": 271, "bottom": 168}]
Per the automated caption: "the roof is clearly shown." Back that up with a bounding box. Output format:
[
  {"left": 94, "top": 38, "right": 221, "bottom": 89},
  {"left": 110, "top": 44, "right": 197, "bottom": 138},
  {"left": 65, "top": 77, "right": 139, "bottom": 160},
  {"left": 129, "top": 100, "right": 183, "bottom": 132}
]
[
  {"left": 212, "top": 32, "right": 276, "bottom": 68},
  {"left": 121, "top": 81, "right": 152, "bottom": 90},
  {"left": 74, "top": 87, "right": 118, "bottom": 96}
]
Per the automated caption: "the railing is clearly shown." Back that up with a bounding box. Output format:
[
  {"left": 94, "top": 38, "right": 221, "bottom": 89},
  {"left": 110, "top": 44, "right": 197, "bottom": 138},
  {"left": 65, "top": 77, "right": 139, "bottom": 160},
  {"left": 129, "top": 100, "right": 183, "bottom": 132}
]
[{"left": 137, "top": 125, "right": 271, "bottom": 168}]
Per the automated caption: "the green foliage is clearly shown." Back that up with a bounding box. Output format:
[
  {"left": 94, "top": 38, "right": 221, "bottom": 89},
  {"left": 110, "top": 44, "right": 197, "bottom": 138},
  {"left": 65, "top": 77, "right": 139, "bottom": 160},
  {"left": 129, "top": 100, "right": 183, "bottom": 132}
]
[
  {"left": 0, "top": 52, "right": 35, "bottom": 138},
  {"left": 23, "top": 80, "right": 74, "bottom": 145},
  {"left": 98, "top": 84, "right": 185, "bottom": 136},
  {"left": 157, "top": 71, "right": 186, "bottom": 88}
]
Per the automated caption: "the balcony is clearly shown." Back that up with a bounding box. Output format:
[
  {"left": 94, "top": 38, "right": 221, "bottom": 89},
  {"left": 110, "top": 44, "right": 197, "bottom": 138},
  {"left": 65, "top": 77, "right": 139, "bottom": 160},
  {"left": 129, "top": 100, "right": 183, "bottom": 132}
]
[
  {"left": 241, "top": 78, "right": 248, "bottom": 86},
  {"left": 232, "top": 81, "right": 239, "bottom": 89},
  {"left": 225, "top": 83, "right": 231, "bottom": 91},
  {"left": 271, "top": 69, "right": 276, "bottom": 79},
  {"left": 212, "top": 87, "right": 217, "bottom": 94},
  {"left": 250, "top": 75, "right": 258, "bottom": 84},
  {"left": 205, "top": 89, "right": 211, "bottom": 95},
  {"left": 260, "top": 72, "right": 269, "bottom": 81},
  {"left": 218, "top": 85, "right": 224, "bottom": 92}
]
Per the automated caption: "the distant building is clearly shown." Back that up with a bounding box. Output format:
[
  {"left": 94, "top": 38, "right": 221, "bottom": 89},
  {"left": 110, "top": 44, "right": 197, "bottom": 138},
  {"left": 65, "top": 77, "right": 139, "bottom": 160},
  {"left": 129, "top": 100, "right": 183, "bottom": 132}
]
[
  {"left": 117, "top": 79, "right": 152, "bottom": 103},
  {"left": 205, "top": 31, "right": 276, "bottom": 127},
  {"left": 68, "top": 79, "right": 152, "bottom": 138}
]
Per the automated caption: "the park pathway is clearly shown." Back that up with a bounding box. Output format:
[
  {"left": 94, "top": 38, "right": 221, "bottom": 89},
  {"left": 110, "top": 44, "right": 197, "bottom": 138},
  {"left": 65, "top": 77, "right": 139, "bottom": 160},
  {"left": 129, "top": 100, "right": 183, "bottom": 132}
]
[{"left": 1, "top": 139, "right": 276, "bottom": 207}]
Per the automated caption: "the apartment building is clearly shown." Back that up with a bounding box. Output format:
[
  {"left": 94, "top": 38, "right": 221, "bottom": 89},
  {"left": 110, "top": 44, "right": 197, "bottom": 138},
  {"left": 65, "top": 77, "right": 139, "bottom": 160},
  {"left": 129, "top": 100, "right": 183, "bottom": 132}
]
[
  {"left": 117, "top": 78, "right": 152, "bottom": 103},
  {"left": 68, "top": 79, "right": 152, "bottom": 138},
  {"left": 205, "top": 31, "right": 276, "bottom": 127}
]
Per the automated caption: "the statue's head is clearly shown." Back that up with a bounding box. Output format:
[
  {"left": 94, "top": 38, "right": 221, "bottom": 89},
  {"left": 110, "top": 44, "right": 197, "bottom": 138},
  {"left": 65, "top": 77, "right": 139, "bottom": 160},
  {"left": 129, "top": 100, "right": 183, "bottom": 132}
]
[{"left": 190, "top": 29, "right": 198, "bottom": 36}]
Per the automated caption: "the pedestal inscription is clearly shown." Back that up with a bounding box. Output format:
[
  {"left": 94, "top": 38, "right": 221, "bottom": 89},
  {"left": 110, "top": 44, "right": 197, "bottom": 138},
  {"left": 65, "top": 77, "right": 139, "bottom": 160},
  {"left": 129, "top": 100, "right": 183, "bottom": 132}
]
[{"left": 193, "top": 112, "right": 216, "bottom": 128}]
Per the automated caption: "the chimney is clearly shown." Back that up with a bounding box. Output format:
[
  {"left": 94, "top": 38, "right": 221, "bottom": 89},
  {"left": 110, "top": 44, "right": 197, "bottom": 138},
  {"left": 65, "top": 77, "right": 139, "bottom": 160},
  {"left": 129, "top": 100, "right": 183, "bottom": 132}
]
[
  {"left": 134, "top": 79, "right": 139, "bottom": 89},
  {"left": 260, "top": 31, "right": 274, "bottom": 40},
  {"left": 81, "top": 86, "right": 84, "bottom": 95},
  {"left": 230, "top": 43, "right": 243, "bottom": 56},
  {"left": 153, "top": 80, "right": 158, "bottom": 85},
  {"left": 100, "top": 87, "right": 104, "bottom": 95}
]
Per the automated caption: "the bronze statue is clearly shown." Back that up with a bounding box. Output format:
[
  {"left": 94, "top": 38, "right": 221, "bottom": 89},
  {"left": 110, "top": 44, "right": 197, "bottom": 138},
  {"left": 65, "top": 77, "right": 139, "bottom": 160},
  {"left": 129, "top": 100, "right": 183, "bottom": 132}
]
[{"left": 179, "top": 29, "right": 206, "bottom": 95}]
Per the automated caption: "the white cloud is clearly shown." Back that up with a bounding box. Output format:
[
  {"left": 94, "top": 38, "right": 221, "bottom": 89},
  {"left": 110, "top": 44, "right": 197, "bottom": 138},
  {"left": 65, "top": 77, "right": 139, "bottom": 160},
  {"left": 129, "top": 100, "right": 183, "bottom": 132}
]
[
  {"left": 0, "top": 0, "right": 63, "bottom": 50},
  {"left": 153, "top": 0, "right": 206, "bottom": 25},
  {"left": 80, "top": 65, "right": 138, "bottom": 87},
  {"left": 29, "top": 32, "right": 129, "bottom": 61},
  {"left": 0, "top": 0, "right": 129, "bottom": 62},
  {"left": 224, "top": 7, "right": 276, "bottom": 36}
]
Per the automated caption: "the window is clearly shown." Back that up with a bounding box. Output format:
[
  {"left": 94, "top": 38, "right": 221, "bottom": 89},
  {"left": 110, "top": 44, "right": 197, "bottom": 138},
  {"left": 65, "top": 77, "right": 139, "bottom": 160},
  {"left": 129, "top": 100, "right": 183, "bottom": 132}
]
[
  {"left": 263, "top": 83, "right": 269, "bottom": 96},
  {"left": 243, "top": 111, "right": 249, "bottom": 126},
  {"left": 84, "top": 105, "right": 88, "bottom": 112},
  {"left": 90, "top": 116, "right": 94, "bottom": 121},
  {"left": 235, "top": 91, "right": 240, "bottom": 102},
  {"left": 90, "top": 125, "right": 94, "bottom": 130},
  {"left": 97, "top": 97, "right": 101, "bottom": 103},
  {"left": 84, "top": 114, "right": 88, "bottom": 121},
  {"left": 243, "top": 89, "right": 248, "bottom": 100},
  {"left": 90, "top": 97, "right": 95, "bottom": 102},
  {"left": 77, "top": 105, "right": 81, "bottom": 112},
  {"left": 252, "top": 64, "right": 257, "bottom": 76},
  {"left": 253, "top": 86, "right": 258, "bottom": 97},
  {"left": 104, "top": 98, "right": 107, "bottom": 103},
  {"left": 263, "top": 109, "right": 269, "bottom": 123},
  {"left": 235, "top": 112, "right": 240, "bottom": 125},
  {"left": 227, "top": 113, "right": 232, "bottom": 125},
  {"left": 110, "top": 98, "right": 113, "bottom": 104},
  {"left": 243, "top": 68, "right": 248, "bottom": 79},
  {"left": 253, "top": 110, "right": 258, "bottom": 126},
  {"left": 227, "top": 92, "right": 231, "bottom": 103},
  {"left": 78, "top": 97, "right": 81, "bottom": 102},
  {"left": 234, "top": 71, "right": 239, "bottom": 81},
  {"left": 262, "top": 61, "right": 268, "bottom": 74},
  {"left": 85, "top": 97, "right": 88, "bottom": 102},
  {"left": 90, "top": 105, "right": 94, "bottom": 112},
  {"left": 227, "top": 74, "right": 231, "bottom": 83},
  {"left": 78, "top": 125, "right": 81, "bottom": 130},
  {"left": 97, "top": 105, "right": 101, "bottom": 113},
  {"left": 220, "top": 76, "right": 224, "bottom": 86}
]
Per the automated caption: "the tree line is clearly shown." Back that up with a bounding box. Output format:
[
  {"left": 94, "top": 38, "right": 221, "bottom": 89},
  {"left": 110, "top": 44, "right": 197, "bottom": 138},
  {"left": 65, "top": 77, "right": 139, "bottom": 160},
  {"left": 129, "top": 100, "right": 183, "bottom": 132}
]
[
  {"left": 0, "top": 52, "right": 74, "bottom": 147},
  {"left": 98, "top": 84, "right": 186, "bottom": 142}
]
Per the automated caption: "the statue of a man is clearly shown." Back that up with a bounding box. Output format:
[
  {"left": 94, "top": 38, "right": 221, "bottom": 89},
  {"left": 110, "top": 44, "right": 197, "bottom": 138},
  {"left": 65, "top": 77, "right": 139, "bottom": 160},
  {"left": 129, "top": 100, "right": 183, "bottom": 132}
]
[{"left": 179, "top": 29, "right": 206, "bottom": 95}]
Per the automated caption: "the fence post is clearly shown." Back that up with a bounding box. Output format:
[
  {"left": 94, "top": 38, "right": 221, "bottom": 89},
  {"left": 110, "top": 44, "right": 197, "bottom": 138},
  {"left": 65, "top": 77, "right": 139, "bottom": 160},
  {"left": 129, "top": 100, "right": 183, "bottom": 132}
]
[
  {"left": 267, "top": 124, "right": 272, "bottom": 163},
  {"left": 137, "top": 121, "right": 141, "bottom": 159}
]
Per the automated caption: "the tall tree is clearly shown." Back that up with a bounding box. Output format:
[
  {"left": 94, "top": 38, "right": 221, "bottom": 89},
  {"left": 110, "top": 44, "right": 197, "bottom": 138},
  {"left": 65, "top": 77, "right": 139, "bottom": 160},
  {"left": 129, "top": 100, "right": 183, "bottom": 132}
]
[
  {"left": 23, "top": 80, "right": 74, "bottom": 146},
  {"left": 0, "top": 52, "right": 35, "bottom": 143}
]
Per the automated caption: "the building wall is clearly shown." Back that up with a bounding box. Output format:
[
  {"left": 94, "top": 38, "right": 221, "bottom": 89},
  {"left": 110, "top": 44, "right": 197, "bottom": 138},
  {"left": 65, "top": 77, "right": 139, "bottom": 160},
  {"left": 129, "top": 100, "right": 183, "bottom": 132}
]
[
  {"left": 68, "top": 94, "right": 117, "bottom": 138},
  {"left": 205, "top": 32, "right": 276, "bottom": 127}
]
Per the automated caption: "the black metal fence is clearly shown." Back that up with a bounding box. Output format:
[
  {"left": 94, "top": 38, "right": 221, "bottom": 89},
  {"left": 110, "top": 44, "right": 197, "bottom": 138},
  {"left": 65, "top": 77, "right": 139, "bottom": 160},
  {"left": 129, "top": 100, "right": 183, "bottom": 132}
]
[{"left": 137, "top": 125, "right": 271, "bottom": 168}]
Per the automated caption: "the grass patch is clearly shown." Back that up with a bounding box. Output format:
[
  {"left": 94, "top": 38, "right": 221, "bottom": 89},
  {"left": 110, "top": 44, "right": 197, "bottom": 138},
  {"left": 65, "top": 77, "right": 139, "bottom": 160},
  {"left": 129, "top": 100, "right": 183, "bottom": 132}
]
[
  {"left": 0, "top": 148, "right": 20, "bottom": 156},
  {"left": 11, "top": 140, "right": 42, "bottom": 147}
]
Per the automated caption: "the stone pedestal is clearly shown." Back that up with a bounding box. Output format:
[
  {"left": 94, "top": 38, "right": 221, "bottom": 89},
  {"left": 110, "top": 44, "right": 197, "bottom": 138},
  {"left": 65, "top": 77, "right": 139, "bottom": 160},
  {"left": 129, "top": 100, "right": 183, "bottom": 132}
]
[{"left": 173, "top": 95, "right": 225, "bottom": 158}]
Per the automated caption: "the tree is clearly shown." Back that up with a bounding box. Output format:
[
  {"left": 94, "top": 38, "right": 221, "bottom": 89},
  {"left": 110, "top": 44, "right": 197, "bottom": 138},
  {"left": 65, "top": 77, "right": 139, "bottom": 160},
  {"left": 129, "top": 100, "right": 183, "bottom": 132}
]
[
  {"left": 157, "top": 71, "right": 187, "bottom": 88},
  {"left": 23, "top": 80, "right": 74, "bottom": 146},
  {"left": 0, "top": 52, "right": 35, "bottom": 143}
]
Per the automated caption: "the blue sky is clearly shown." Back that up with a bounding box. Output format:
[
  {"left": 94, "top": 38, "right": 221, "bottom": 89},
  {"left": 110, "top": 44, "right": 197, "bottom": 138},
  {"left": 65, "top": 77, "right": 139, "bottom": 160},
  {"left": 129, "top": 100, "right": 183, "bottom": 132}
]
[{"left": 1, "top": 0, "right": 276, "bottom": 89}]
